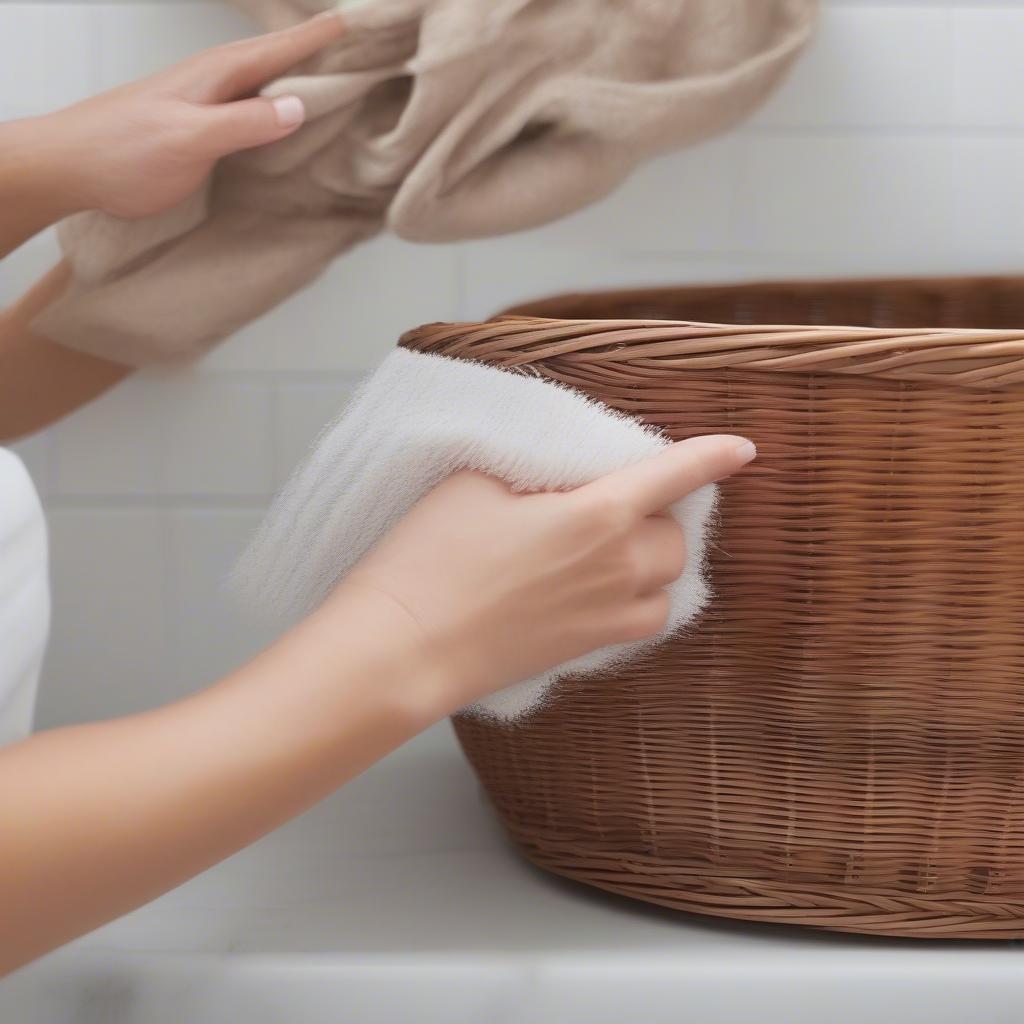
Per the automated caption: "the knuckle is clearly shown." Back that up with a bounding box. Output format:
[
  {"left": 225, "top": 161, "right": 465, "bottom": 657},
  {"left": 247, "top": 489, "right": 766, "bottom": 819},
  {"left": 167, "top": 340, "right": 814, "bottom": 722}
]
[
  {"left": 621, "top": 546, "right": 648, "bottom": 592},
  {"left": 643, "top": 595, "right": 672, "bottom": 635},
  {"left": 622, "top": 594, "right": 671, "bottom": 641},
  {"left": 209, "top": 38, "right": 253, "bottom": 65},
  {"left": 663, "top": 522, "right": 688, "bottom": 577},
  {"left": 181, "top": 49, "right": 213, "bottom": 73},
  {"left": 183, "top": 48, "right": 227, "bottom": 84},
  {"left": 687, "top": 452, "right": 718, "bottom": 486},
  {"left": 583, "top": 493, "right": 632, "bottom": 536},
  {"left": 189, "top": 40, "right": 257, "bottom": 95},
  {"left": 641, "top": 518, "right": 687, "bottom": 587},
  {"left": 603, "top": 551, "right": 642, "bottom": 596},
  {"left": 178, "top": 102, "right": 211, "bottom": 133}
]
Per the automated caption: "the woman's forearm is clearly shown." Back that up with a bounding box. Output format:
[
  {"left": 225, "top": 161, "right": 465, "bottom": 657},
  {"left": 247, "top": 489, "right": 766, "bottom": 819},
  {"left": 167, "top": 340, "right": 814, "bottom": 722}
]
[
  {"left": 0, "top": 423, "right": 754, "bottom": 974},
  {"left": 0, "top": 117, "right": 84, "bottom": 256},
  {"left": 0, "top": 262, "right": 131, "bottom": 442},
  {"left": 0, "top": 586, "right": 450, "bottom": 975}
]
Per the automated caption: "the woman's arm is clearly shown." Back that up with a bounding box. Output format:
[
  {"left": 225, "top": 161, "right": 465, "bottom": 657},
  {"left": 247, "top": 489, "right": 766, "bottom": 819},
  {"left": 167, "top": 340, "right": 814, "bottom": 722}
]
[
  {"left": 0, "top": 585, "right": 443, "bottom": 974},
  {"left": 0, "top": 435, "right": 755, "bottom": 974},
  {"left": 0, "top": 263, "right": 130, "bottom": 441},
  {"left": 0, "top": 119, "right": 83, "bottom": 257},
  {"left": 0, "top": 12, "right": 345, "bottom": 440}
]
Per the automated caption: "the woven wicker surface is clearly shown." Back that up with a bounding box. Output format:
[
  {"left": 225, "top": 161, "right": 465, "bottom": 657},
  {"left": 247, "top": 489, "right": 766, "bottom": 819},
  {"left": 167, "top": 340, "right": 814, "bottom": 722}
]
[{"left": 400, "top": 277, "right": 1024, "bottom": 939}]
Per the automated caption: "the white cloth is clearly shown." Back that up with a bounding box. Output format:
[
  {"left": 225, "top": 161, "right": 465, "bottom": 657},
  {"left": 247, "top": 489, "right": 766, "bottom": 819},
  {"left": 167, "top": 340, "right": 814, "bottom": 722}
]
[
  {"left": 233, "top": 349, "right": 717, "bottom": 722},
  {"left": 0, "top": 449, "right": 49, "bottom": 745}
]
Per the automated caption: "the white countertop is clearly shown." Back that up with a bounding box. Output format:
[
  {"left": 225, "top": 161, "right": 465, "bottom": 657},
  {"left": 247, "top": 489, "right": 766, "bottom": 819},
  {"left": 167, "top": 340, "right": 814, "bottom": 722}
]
[{"left": 4, "top": 723, "right": 1023, "bottom": 1024}]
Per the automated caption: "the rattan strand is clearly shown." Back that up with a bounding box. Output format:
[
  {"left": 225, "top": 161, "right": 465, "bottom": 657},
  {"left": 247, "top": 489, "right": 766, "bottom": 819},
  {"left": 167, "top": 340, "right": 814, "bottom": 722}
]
[{"left": 400, "top": 277, "right": 1024, "bottom": 940}]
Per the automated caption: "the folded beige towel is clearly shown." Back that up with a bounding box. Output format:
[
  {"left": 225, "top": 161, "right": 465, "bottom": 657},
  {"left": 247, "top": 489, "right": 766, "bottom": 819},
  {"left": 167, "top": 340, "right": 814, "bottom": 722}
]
[{"left": 34, "top": 0, "right": 816, "bottom": 365}]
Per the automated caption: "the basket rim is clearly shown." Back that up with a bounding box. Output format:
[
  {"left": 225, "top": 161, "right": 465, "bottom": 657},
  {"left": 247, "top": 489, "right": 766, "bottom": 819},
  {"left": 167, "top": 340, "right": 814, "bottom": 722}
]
[{"left": 399, "top": 275, "right": 1024, "bottom": 389}]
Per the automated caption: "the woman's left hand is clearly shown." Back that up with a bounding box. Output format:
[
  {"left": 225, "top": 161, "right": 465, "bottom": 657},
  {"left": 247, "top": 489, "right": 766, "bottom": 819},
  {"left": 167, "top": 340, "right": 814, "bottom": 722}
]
[
  {"left": 26, "top": 12, "right": 344, "bottom": 221},
  {"left": 0, "top": 11, "right": 347, "bottom": 439}
]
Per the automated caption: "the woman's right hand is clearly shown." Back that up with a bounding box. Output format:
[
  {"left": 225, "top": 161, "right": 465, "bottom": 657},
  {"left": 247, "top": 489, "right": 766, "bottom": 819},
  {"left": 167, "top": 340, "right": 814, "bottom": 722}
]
[
  {"left": 338, "top": 434, "right": 756, "bottom": 715},
  {"left": 0, "top": 430, "right": 753, "bottom": 974}
]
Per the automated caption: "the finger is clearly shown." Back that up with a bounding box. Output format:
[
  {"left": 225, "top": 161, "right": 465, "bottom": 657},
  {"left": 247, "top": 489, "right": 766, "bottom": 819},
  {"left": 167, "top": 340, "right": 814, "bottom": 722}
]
[
  {"left": 614, "top": 591, "right": 672, "bottom": 644},
  {"left": 630, "top": 515, "right": 687, "bottom": 594},
  {"left": 579, "top": 435, "right": 756, "bottom": 520},
  {"left": 185, "top": 12, "right": 345, "bottom": 103},
  {"left": 193, "top": 94, "right": 306, "bottom": 157}
]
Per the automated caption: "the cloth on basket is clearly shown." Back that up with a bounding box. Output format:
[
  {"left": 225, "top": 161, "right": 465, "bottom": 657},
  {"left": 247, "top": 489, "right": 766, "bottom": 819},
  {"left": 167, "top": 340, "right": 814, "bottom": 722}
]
[{"left": 231, "top": 346, "right": 719, "bottom": 723}]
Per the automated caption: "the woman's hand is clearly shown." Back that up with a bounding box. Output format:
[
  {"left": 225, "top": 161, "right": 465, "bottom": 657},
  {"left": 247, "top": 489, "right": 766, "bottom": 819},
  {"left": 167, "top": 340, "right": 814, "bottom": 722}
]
[
  {"left": 0, "top": 433, "right": 754, "bottom": 973},
  {"left": 0, "top": 12, "right": 344, "bottom": 255},
  {"left": 0, "top": 13, "right": 346, "bottom": 440},
  {"left": 28, "top": 13, "right": 344, "bottom": 222},
  {"left": 341, "top": 434, "right": 757, "bottom": 714}
]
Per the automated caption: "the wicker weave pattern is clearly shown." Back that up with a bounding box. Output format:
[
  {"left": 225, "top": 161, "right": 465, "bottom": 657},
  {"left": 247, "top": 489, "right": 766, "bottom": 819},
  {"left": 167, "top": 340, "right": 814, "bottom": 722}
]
[{"left": 400, "top": 277, "right": 1024, "bottom": 939}]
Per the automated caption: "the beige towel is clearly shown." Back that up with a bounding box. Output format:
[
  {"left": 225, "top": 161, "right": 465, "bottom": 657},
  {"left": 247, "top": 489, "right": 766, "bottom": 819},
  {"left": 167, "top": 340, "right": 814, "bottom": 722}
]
[{"left": 34, "top": 0, "right": 817, "bottom": 366}]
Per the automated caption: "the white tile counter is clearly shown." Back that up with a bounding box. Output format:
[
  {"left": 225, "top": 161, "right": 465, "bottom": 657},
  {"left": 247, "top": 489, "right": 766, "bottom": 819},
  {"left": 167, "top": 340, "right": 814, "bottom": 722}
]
[{"left": 4, "top": 725, "right": 1023, "bottom": 1024}]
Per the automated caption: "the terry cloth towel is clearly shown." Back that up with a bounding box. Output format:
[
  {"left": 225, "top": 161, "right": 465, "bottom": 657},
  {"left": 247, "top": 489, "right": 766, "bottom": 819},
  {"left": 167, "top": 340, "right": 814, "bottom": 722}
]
[
  {"left": 34, "top": 0, "right": 817, "bottom": 366},
  {"left": 231, "top": 347, "right": 718, "bottom": 722}
]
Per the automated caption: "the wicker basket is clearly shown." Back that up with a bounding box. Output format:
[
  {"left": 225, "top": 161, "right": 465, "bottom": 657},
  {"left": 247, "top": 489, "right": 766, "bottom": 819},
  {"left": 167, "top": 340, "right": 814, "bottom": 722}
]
[{"left": 400, "top": 276, "right": 1024, "bottom": 940}]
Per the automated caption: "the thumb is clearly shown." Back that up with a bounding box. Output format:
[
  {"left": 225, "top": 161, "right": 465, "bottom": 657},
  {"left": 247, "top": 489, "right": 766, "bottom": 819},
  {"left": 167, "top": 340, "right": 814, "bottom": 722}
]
[{"left": 195, "top": 94, "right": 306, "bottom": 158}]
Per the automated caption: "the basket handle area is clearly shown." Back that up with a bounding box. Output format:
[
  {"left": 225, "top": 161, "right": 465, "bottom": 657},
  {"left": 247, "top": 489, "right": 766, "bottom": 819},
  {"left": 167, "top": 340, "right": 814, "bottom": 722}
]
[{"left": 400, "top": 316, "right": 1024, "bottom": 388}]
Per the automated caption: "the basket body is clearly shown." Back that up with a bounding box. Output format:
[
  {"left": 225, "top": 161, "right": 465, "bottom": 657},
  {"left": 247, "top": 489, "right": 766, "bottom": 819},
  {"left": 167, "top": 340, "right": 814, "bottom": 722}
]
[{"left": 401, "top": 277, "right": 1024, "bottom": 939}]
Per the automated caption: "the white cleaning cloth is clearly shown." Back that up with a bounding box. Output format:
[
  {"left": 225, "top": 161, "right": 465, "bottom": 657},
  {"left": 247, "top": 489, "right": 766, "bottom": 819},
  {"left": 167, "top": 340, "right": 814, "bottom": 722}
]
[{"left": 232, "top": 348, "right": 717, "bottom": 722}]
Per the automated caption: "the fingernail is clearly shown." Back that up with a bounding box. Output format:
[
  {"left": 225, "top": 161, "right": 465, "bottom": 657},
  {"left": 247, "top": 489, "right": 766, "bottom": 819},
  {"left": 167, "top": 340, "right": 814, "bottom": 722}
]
[
  {"left": 272, "top": 95, "right": 305, "bottom": 129},
  {"left": 734, "top": 440, "right": 757, "bottom": 463}
]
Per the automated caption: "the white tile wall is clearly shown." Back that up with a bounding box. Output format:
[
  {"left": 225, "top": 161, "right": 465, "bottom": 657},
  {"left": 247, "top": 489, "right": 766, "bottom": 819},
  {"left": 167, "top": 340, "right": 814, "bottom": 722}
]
[
  {"left": 736, "top": 136, "right": 960, "bottom": 268},
  {"left": 0, "top": 4, "right": 99, "bottom": 119},
  {"left": 39, "top": 507, "right": 171, "bottom": 725},
  {"left": 952, "top": 7, "right": 1024, "bottom": 127},
  {"left": 4, "top": 0, "right": 1024, "bottom": 726},
  {"left": 49, "top": 373, "right": 276, "bottom": 497},
  {"left": 750, "top": 5, "right": 952, "bottom": 128},
  {"left": 94, "top": 1, "right": 255, "bottom": 89},
  {"left": 164, "top": 508, "right": 275, "bottom": 696}
]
